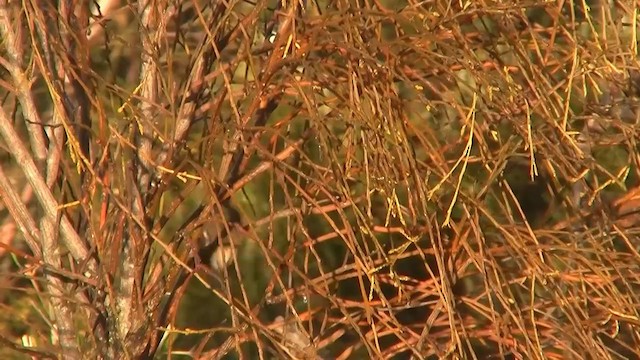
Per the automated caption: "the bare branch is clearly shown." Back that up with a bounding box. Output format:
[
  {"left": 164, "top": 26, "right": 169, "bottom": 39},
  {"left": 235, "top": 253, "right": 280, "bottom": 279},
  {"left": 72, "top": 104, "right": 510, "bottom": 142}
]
[
  {"left": 40, "top": 218, "right": 81, "bottom": 359},
  {"left": 0, "top": 166, "right": 42, "bottom": 257},
  {"left": 0, "top": 0, "right": 48, "bottom": 163},
  {"left": 0, "top": 106, "right": 92, "bottom": 267},
  {"left": 136, "top": 0, "right": 164, "bottom": 188}
]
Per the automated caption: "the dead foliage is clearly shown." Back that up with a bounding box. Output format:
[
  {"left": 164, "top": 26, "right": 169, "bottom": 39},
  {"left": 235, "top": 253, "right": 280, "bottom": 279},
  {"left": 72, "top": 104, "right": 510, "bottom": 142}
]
[{"left": 0, "top": 0, "right": 639, "bottom": 359}]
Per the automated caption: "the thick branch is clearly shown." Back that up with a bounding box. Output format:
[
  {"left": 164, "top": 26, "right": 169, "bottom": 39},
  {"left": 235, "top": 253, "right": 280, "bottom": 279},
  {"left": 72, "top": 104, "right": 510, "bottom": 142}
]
[
  {"left": 0, "top": 107, "right": 92, "bottom": 267},
  {"left": 0, "top": 0, "right": 48, "bottom": 164},
  {"left": 0, "top": 166, "right": 42, "bottom": 257},
  {"left": 40, "top": 218, "right": 81, "bottom": 359}
]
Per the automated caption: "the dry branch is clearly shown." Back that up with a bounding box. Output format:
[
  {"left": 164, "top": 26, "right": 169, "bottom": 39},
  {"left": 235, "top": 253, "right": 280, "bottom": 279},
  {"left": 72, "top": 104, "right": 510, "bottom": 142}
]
[{"left": 0, "top": 0, "right": 640, "bottom": 359}]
